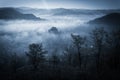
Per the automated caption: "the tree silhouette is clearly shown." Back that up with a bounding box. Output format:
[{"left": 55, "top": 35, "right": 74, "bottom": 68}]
[
  {"left": 26, "top": 43, "right": 47, "bottom": 70},
  {"left": 71, "top": 34, "right": 86, "bottom": 69},
  {"left": 63, "top": 45, "right": 74, "bottom": 66},
  {"left": 91, "top": 27, "right": 107, "bottom": 73},
  {"left": 10, "top": 53, "right": 19, "bottom": 73},
  {"left": 50, "top": 53, "right": 60, "bottom": 67},
  {"left": 106, "top": 30, "right": 120, "bottom": 70}
]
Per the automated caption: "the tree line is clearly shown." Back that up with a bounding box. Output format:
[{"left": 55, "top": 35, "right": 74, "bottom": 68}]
[{"left": 0, "top": 27, "right": 120, "bottom": 80}]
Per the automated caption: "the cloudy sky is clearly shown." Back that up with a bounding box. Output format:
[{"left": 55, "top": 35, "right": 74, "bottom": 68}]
[{"left": 0, "top": 0, "right": 120, "bottom": 9}]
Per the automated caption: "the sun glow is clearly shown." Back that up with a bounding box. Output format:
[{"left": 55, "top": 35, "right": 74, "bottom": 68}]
[{"left": 41, "top": 0, "right": 50, "bottom": 10}]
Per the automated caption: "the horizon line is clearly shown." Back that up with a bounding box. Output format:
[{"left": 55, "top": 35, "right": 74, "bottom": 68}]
[{"left": 0, "top": 6, "right": 120, "bottom": 10}]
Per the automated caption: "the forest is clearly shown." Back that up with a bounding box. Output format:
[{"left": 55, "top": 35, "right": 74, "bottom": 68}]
[{"left": 0, "top": 27, "right": 120, "bottom": 80}]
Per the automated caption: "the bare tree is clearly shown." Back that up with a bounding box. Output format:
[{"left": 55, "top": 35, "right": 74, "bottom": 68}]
[
  {"left": 63, "top": 45, "right": 74, "bottom": 66},
  {"left": 106, "top": 30, "right": 120, "bottom": 70},
  {"left": 50, "top": 54, "right": 60, "bottom": 67},
  {"left": 91, "top": 27, "right": 107, "bottom": 73},
  {"left": 71, "top": 34, "right": 86, "bottom": 68},
  {"left": 26, "top": 43, "right": 47, "bottom": 70},
  {"left": 112, "top": 30, "right": 120, "bottom": 51},
  {"left": 10, "top": 53, "right": 18, "bottom": 73},
  {"left": 10, "top": 53, "right": 25, "bottom": 73}
]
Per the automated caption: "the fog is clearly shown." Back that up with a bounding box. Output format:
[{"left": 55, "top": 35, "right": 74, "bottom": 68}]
[{"left": 0, "top": 12, "right": 103, "bottom": 55}]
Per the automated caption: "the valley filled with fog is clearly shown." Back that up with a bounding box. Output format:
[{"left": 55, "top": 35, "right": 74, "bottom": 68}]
[
  {"left": 0, "top": 0, "right": 120, "bottom": 79},
  {"left": 0, "top": 7, "right": 120, "bottom": 80},
  {"left": 0, "top": 8, "right": 117, "bottom": 55}
]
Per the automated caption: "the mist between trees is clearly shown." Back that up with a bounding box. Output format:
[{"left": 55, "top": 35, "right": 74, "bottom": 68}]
[{"left": 0, "top": 27, "right": 120, "bottom": 80}]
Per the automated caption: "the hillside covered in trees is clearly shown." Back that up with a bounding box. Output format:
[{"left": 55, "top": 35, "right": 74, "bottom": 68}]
[
  {"left": 0, "top": 27, "right": 120, "bottom": 80},
  {"left": 0, "top": 8, "right": 41, "bottom": 20},
  {"left": 0, "top": 7, "right": 120, "bottom": 80}
]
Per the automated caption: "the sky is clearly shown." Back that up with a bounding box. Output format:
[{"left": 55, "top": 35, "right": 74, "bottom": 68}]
[{"left": 0, "top": 0, "right": 120, "bottom": 9}]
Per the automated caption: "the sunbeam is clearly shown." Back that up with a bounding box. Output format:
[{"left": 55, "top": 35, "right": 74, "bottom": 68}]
[{"left": 41, "top": 0, "right": 50, "bottom": 10}]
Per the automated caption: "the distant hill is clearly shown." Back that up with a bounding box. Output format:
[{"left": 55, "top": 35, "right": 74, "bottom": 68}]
[
  {"left": 52, "top": 8, "right": 120, "bottom": 16},
  {"left": 48, "top": 27, "right": 59, "bottom": 34},
  {"left": 17, "top": 7, "right": 120, "bottom": 16},
  {"left": 0, "top": 8, "right": 41, "bottom": 20},
  {"left": 88, "top": 13, "right": 120, "bottom": 30}
]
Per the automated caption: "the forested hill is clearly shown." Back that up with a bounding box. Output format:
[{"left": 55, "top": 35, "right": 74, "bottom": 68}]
[
  {"left": 0, "top": 8, "right": 40, "bottom": 20},
  {"left": 89, "top": 13, "right": 120, "bottom": 26}
]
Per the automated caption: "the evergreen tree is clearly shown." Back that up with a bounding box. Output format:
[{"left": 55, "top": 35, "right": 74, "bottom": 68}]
[{"left": 26, "top": 43, "right": 47, "bottom": 70}]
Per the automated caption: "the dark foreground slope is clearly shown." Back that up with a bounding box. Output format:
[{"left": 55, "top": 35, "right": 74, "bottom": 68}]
[{"left": 0, "top": 8, "right": 40, "bottom": 20}]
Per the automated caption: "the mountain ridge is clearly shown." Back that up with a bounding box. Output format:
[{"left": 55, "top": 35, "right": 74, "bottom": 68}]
[
  {"left": 0, "top": 8, "right": 41, "bottom": 20},
  {"left": 88, "top": 13, "right": 120, "bottom": 25},
  {"left": 88, "top": 12, "right": 120, "bottom": 30}
]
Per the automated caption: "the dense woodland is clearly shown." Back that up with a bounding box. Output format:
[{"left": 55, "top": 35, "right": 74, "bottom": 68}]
[{"left": 0, "top": 27, "right": 120, "bottom": 80}]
